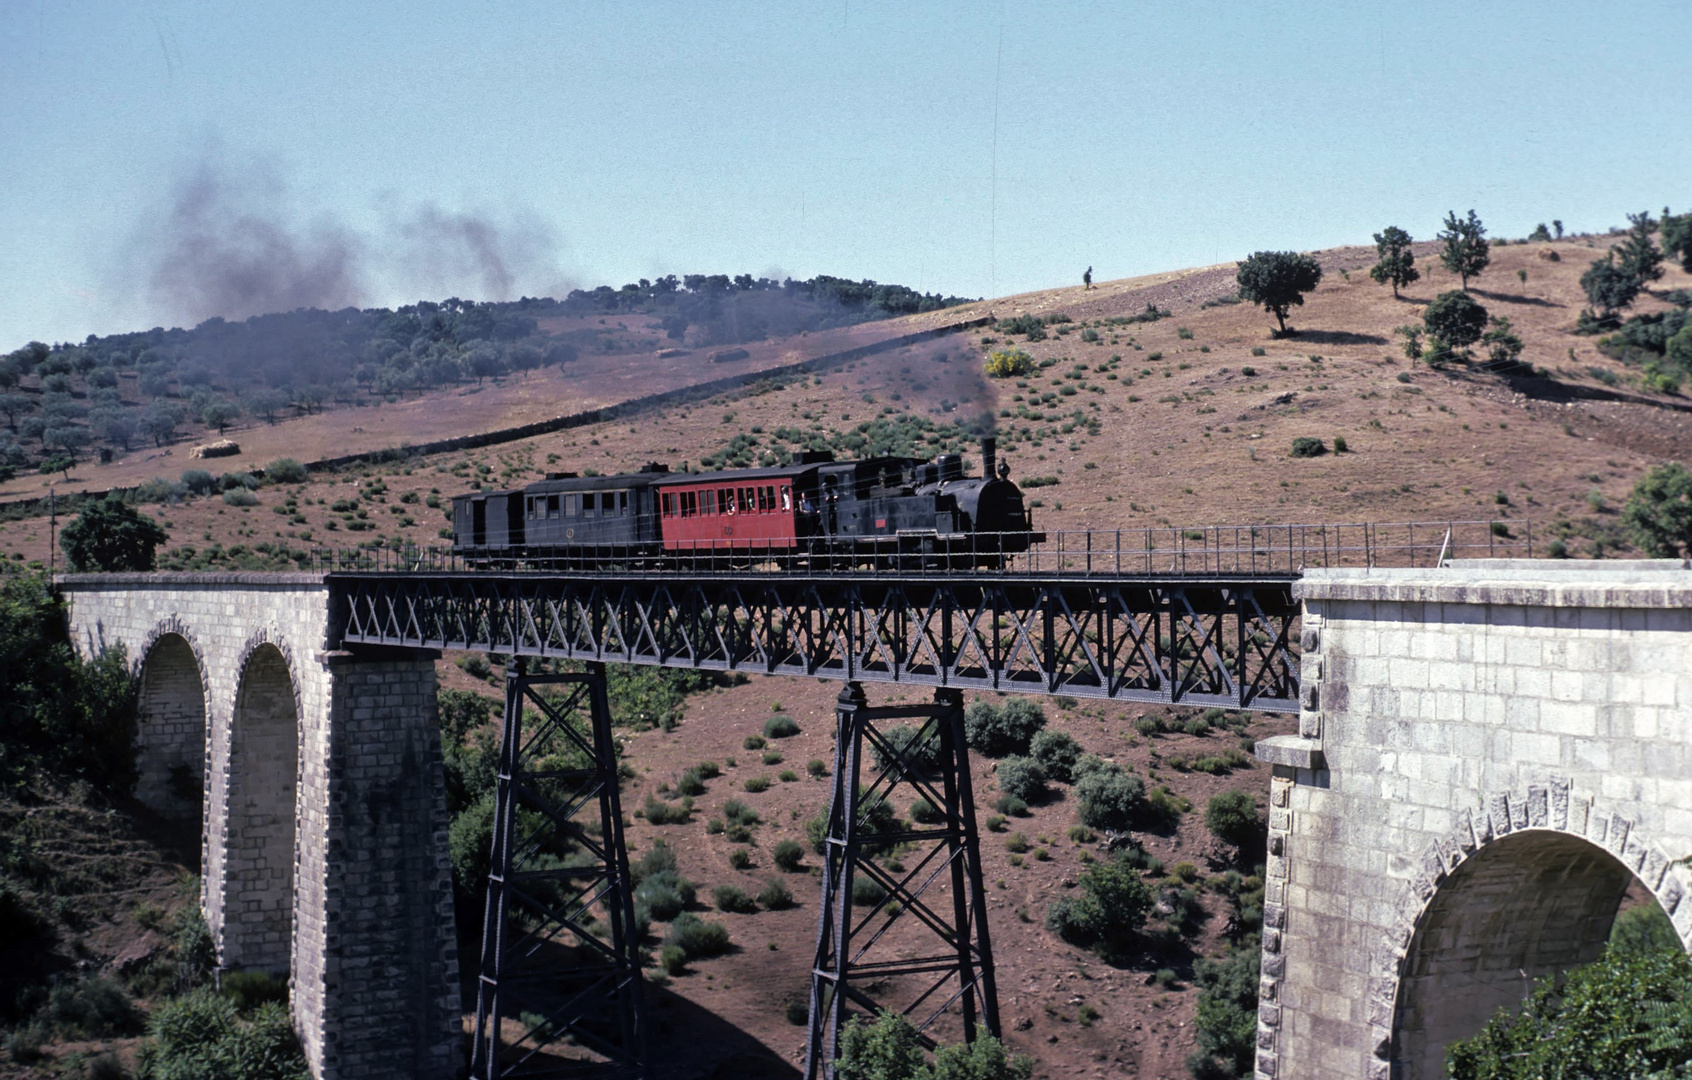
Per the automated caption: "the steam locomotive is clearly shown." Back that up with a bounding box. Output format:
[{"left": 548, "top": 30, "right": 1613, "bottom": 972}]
[{"left": 450, "top": 437, "right": 1041, "bottom": 569}]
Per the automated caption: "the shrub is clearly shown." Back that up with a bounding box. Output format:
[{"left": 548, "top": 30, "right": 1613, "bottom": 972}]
[
  {"left": 910, "top": 797, "right": 946, "bottom": 824},
  {"left": 642, "top": 793, "right": 693, "bottom": 825},
  {"left": 1448, "top": 938, "right": 1692, "bottom": 1080},
  {"left": 1289, "top": 437, "right": 1326, "bottom": 458},
  {"left": 1029, "top": 728, "right": 1082, "bottom": 782},
  {"left": 181, "top": 468, "right": 218, "bottom": 495},
  {"left": 1044, "top": 855, "right": 1152, "bottom": 958},
  {"left": 713, "top": 884, "right": 758, "bottom": 914},
  {"left": 758, "top": 879, "right": 794, "bottom": 910},
  {"left": 806, "top": 758, "right": 828, "bottom": 778},
  {"left": 43, "top": 977, "right": 142, "bottom": 1038},
  {"left": 772, "top": 840, "right": 805, "bottom": 871},
  {"left": 762, "top": 750, "right": 784, "bottom": 765},
  {"left": 743, "top": 775, "right": 771, "bottom": 793},
  {"left": 764, "top": 714, "right": 801, "bottom": 739},
  {"left": 1075, "top": 766, "right": 1145, "bottom": 831},
  {"left": 785, "top": 997, "right": 809, "bottom": 1025},
  {"left": 1134, "top": 716, "right": 1161, "bottom": 737},
  {"left": 659, "top": 944, "right": 688, "bottom": 975},
  {"left": 138, "top": 989, "right": 308, "bottom": 1080},
  {"left": 722, "top": 799, "right": 761, "bottom": 826},
  {"left": 779, "top": 768, "right": 798, "bottom": 782},
  {"left": 985, "top": 814, "right": 1007, "bottom": 832},
  {"left": 1250, "top": 346, "right": 1266, "bottom": 357},
  {"left": 1332, "top": 435, "right": 1348, "bottom": 453},
  {"left": 1182, "top": 715, "right": 1212, "bottom": 737},
  {"left": 219, "top": 969, "right": 288, "bottom": 1012},
  {"left": 1004, "top": 831, "right": 1029, "bottom": 853},
  {"left": 964, "top": 698, "right": 1047, "bottom": 757},
  {"left": 222, "top": 488, "right": 259, "bottom": 507},
  {"left": 835, "top": 1010, "right": 1033, "bottom": 1080},
  {"left": 873, "top": 723, "right": 940, "bottom": 775},
  {"left": 851, "top": 876, "right": 888, "bottom": 907},
  {"left": 676, "top": 767, "right": 708, "bottom": 797},
  {"left": 634, "top": 870, "right": 696, "bottom": 921},
  {"left": 264, "top": 458, "right": 307, "bottom": 484},
  {"left": 995, "top": 755, "right": 1047, "bottom": 803},
  {"left": 985, "top": 348, "right": 1036, "bottom": 379},
  {"left": 993, "top": 794, "right": 1028, "bottom": 817},
  {"left": 728, "top": 848, "right": 752, "bottom": 870},
  {"left": 632, "top": 838, "right": 679, "bottom": 882},
  {"left": 664, "top": 912, "right": 731, "bottom": 960},
  {"left": 1205, "top": 791, "right": 1264, "bottom": 852},
  {"left": 743, "top": 734, "right": 767, "bottom": 751}
]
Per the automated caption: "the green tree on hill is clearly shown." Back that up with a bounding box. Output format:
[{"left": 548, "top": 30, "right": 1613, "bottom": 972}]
[
  {"left": 1236, "top": 251, "right": 1323, "bottom": 337},
  {"left": 1421, "top": 290, "right": 1488, "bottom": 365},
  {"left": 59, "top": 495, "right": 170, "bottom": 572},
  {"left": 1622, "top": 462, "right": 1692, "bottom": 557},
  {"left": 1438, "top": 210, "right": 1490, "bottom": 290},
  {"left": 1662, "top": 211, "right": 1692, "bottom": 272},
  {"left": 1580, "top": 251, "right": 1643, "bottom": 327},
  {"left": 1616, "top": 211, "right": 1665, "bottom": 287},
  {"left": 1368, "top": 226, "right": 1419, "bottom": 298}
]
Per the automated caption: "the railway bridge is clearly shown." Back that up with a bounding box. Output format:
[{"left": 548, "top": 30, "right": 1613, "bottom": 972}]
[{"left": 54, "top": 528, "right": 1692, "bottom": 1080}]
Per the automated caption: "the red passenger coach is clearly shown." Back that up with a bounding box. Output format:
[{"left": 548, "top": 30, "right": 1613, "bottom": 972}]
[{"left": 653, "top": 465, "right": 807, "bottom": 555}]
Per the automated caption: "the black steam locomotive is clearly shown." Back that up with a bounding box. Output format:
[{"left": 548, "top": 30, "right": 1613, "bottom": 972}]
[{"left": 451, "top": 437, "right": 1040, "bottom": 569}]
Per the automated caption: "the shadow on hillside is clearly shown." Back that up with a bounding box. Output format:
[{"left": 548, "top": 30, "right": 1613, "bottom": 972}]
[
  {"left": 1498, "top": 371, "right": 1692, "bottom": 414},
  {"left": 646, "top": 979, "right": 802, "bottom": 1080},
  {"left": 1284, "top": 329, "right": 1388, "bottom": 346},
  {"left": 1471, "top": 288, "right": 1564, "bottom": 308}
]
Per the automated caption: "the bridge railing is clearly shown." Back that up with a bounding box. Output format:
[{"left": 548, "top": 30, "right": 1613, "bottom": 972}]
[{"left": 308, "top": 519, "right": 1534, "bottom": 577}]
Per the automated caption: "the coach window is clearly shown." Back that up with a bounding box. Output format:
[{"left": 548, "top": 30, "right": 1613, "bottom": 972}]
[
  {"left": 619, "top": 490, "right": 629, "bottom": 515},
  {"left": 781, "top": 487, "right": 791, "bottom": 511},
  {"left": 662, "top": 492, "right": 676, "bottom": 517},
  {"left": 738, "top": 488, "right": 753, "bottom": 514},
  {"left": 681, "top": 491, "right": 698, "bottom": 517},
  {"left": 547, "top": 495, "right": 560, "bottom": 519},
  {"left": 582, "top": 492, "right": 596, "bottom": 518}
]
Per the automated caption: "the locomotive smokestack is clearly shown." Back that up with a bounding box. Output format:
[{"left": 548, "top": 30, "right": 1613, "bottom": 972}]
[{"left": 981, "top": 437, "right": 996, "bottom": 480}]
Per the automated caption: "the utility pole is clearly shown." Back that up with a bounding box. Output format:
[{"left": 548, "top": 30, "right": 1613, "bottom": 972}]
[{"left": 48, "top": 488, "right": 55, "bottom": 578}]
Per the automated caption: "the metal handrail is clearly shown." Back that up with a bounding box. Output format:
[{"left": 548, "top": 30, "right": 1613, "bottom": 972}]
[{"left": 306, "top": 519, "right": 1538, "bottom": 577}]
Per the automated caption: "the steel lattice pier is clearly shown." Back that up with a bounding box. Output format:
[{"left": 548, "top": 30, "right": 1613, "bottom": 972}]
[{"left": 331, "top": 572, "right": 1301, "bottom": 711}]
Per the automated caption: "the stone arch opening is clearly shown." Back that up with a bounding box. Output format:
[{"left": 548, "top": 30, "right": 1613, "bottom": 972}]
[
  {"left": 223, "top": 643, "right": 299, "bottom": 974},
  {"left": 135, "top": 633, "right": 208, "bottom": 824},
  {"left": 1391, "top": 829, "right": 1665, "bottom": 1078}
]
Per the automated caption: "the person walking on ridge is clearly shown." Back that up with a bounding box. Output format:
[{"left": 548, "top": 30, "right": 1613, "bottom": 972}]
[{"left": 1083, "top": 265, "right": 1093, "bottom": 290}]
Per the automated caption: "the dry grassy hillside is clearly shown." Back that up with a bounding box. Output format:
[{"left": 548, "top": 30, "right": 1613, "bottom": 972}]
[{"left": 6, "top": 231, "right": 1691, "bottom": 566}]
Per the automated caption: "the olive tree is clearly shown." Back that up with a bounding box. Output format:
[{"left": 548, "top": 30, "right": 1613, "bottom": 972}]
[
  {"left": 1622, "top": 462, "right": 1692, "bottom": 557},
  {"left": 1438, "top": 209, "right": 1490, "bottom": 290},
  {"left": 1421, "top": 290, "right": 1488, "bottom": 364},
  {"left": 1368, "top": 226, "right": 1419, "bottom": 298},
  {"left": 1235, "top": 251, "right": 1323, "bottom": 337}
]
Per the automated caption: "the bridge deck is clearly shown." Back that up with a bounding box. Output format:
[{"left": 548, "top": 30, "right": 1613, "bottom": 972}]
[{"left": 332, "top": 570, "right": 1303, "bottom": 711}]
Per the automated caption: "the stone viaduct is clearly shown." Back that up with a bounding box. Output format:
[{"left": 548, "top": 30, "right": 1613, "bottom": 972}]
[
  {"left": 58, "top": 559, "right": 1692, "bottom": 1080},
  {"left": 60, "top": 573, "right": 460, "bottom": 1080},
  {"left": 1257, "top": 561, "right": 1692, "bottom": 1080}
]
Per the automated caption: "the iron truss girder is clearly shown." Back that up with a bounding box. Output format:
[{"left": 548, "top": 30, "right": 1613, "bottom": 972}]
[
  {"left": 471, "top": 670, "right": 646, "bottom": 1080},
  {"left": 333, "top": 573, "right": 1300, "bottom": 712}
]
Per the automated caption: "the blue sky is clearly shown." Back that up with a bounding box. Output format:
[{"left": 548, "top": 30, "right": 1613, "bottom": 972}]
[{"left": 2, "top": 1, "right": 1686, "bottom": 346}]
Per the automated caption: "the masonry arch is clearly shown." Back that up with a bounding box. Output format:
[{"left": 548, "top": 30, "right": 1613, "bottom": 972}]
[
  {"left": 222, "top": 641, "right": 301, "bottom": 974},
  {"left": 1390, "top": 822, "right": 1685, "bottom": 1079},
  {"left": 134, "top": 627, "right": 209, "bottom": 822}
]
